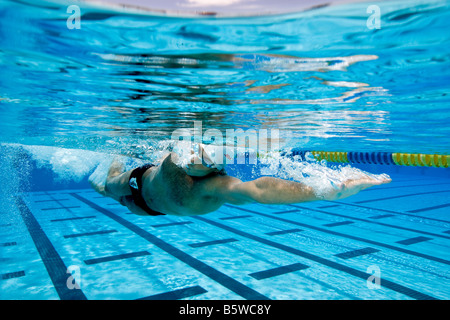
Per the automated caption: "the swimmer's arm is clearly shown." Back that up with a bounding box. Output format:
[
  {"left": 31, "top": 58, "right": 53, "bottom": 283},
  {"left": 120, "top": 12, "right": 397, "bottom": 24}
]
[
  {"left": 219, "top": 176, "right": 391, "bottom": 205},
  {"left": 91, "top": 156, "right": 134, "bottom": 201},
  {"left": 222, "top": 177, "right": 319, "bottom": 205}
]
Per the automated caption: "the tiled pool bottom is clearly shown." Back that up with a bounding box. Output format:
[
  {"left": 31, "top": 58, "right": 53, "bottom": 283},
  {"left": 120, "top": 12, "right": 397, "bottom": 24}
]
[{"left": 1, "top": 172, "right": 449, "bottom": 300}]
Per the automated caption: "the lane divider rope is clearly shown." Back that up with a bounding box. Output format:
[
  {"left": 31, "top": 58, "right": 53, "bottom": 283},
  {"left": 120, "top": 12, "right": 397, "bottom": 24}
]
[{"left": 288, "top": 149, "right": 449, "bottom": 168}]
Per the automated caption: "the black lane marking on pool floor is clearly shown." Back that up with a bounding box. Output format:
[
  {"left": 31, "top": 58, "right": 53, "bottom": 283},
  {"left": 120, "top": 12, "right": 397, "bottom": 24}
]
[
  {"left": 189, "top": 238, "right": 239, "bottom": 248},
  {"left": 335, "top": 247, "right": 380, "bottom": 260},
  {"left": 151, "top": 221, "right": 193, "bottom": 228},
  {"left": 265, "top": 228, "right": 303, "bottom": 236},
  {"left": 396, "top": 236, "right": 433, "bottom": 246},
  {"left": 15, "top": 197, "right": 87, "bottom": 300},
  {"left": 137, "top": 285, "right": 208, "bottom": 300},
  {"left": 272, "top": 209, "right": 301, "bottom": 214},
  {"left": 219, "top": 214, "right": 252, "bottom": 220},
  {"left": 63, "top": 229, "right": 118, "bottom": 239},
  {"left": 408, "top": 203, "right": 450, "bottom": 213},
  {"left": 41, "top": 206, "right": 81, "bottom": 211},
  {"left": 0, "top": 242, "right": 17, "bottom": 247},
  {"left": 368, "top": 214, "right": 395, "bottom": 220},
  {"left": 1, "top": 271, "right": 25, "bottom": 280},
  {"left": 317, "top": 205, "right": 341, "bottom": 209},
  {"left": 323, "top": 221, "right": 354, "bottom": 227},
  {"left": 71, "top": 193, "right": 269, "bottom": 300},
  {"left": 224, "top": 204, "right": 450, "bottom": 266},
  {"left": 50, "top": 216, "right": 97, "bottom": 222},
  {"left": 249, "top": 263, "right": 309, "bottom": 280},
  {"left": 84, "top": 251, "right": 151, "bottom": 265},
  {"left": 193, "top": 216, "right": 437, "bottom": 300}
]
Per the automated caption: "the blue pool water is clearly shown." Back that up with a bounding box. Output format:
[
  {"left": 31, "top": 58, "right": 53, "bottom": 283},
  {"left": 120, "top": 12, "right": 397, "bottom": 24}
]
[{"left": 0, "top": 0, "right": 449, "bottom": 300}]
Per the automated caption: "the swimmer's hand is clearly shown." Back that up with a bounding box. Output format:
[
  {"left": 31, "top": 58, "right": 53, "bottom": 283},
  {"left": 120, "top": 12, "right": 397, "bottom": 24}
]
[
  {"left": 183, "top": 143, "right": 223, "bottom": 177},
  {"left": 325, "top": 174, "right": 392, "bottom": 200},
  {"left": 89, "top": 156, "right": 125, "bottom": 197},
  {"left": 89, "top": 178, "right": 107, "bottom": 196}
]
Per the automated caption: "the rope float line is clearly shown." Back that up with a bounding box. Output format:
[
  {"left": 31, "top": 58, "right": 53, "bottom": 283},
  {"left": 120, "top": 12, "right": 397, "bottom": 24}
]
[{"left": 289, "top": 149, "right": 449, "bottom": 168}]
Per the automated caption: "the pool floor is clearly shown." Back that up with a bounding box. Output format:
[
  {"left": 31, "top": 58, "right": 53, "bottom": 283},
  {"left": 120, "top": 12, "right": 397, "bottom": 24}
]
[{"left": 1, "top": 172, "right": 450, "bottom": 300}]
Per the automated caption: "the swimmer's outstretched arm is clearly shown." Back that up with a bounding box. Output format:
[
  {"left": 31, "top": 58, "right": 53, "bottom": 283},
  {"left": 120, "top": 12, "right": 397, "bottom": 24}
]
[{"left": 216, "top": 175, "right": 391, "bottom": 205}]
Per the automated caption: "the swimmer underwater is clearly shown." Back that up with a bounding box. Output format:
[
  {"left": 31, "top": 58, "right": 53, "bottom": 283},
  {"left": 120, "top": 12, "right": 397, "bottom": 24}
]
[{"left": 89, "top": 143, "right": 391, "bottom": 217}]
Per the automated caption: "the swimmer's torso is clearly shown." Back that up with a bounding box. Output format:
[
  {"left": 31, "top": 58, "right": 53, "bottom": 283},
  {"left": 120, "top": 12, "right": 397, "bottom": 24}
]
[{"left": 142, "top": 153, "right": 225, "bottom": 216}]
